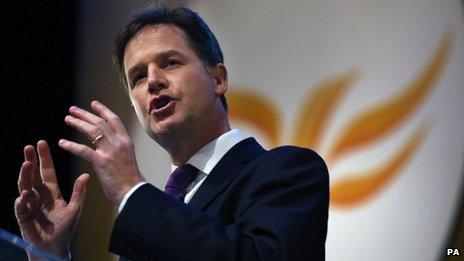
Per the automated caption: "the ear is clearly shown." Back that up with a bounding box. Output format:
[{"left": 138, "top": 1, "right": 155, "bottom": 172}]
[{"left": 210, "top": 64, "right": 228, "bottom": 96}]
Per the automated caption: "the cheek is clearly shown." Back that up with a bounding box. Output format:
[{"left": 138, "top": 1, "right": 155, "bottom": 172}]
[
  {"left": 129, "top": 95, "right": 147, "bottom": 125},
  {"left": 183, "top": 73, "right": 216, "bottom": 99}
]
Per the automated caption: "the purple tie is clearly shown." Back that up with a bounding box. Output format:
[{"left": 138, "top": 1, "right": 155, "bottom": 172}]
[{"left": 164, "top": 164, "right": 199, "bottom": 200}]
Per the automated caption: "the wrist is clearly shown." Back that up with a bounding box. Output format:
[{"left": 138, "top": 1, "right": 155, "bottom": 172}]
[
  {"left": 116, "top": 175, "right": 144, "bottom": 204},
  {"left": 117, "top": 181, "right": 147, "bottom": 212},
  {"left": 52, "top": 244, "right": 70, "bottom": 259},
  {"left": 27, "top": 249, "right": 70, "bottom": 261}
]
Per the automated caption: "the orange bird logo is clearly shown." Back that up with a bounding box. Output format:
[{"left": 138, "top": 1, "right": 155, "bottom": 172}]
[{"left": 227, "top": 30, "right": 453, "bottom": 209}]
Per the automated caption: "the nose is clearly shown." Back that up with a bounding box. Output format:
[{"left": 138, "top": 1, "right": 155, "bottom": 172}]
[{"left": 147, "top": 64, "right": 168, "bottom": 94}]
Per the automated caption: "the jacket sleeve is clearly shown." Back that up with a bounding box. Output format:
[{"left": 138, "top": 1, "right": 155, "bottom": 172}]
[{"left": 109, "top": 147, "right": 329, "bottom": 261}]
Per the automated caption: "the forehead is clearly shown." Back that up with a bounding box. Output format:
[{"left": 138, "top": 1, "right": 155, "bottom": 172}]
[
  {"left": 130, "top": 24, "right": 188, "bottom": 47},
  {"left": 123, "top": 24, "right": 195, "bottom": 68}
]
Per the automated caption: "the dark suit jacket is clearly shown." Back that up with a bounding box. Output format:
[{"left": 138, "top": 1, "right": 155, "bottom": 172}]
[{"left": 109, "top": 138, "right": 329, "bottom": 260}]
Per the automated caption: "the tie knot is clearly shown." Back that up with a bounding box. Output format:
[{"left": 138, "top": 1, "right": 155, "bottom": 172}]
[{"left": 165, "top": 164, "right": 199, "bottom": 200}]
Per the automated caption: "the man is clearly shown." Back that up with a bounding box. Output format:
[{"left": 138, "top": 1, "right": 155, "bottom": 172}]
[{"left": 14, "top": 4, "right": 329, "bottom": 260}]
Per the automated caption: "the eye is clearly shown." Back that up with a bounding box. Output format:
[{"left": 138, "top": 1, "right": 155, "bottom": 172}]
[
  {"left": 131, "top": 73, "right": 146, "bottom": 88},
  {"left": 164, "top": 59, "right": 181, "bottom": 68}
]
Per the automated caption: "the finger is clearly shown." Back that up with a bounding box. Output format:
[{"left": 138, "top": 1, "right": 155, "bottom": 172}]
[
  {"left": 24, "top": 145, "right": 42, "bottom": 187},
  {"left": 23, "top": 145, "right": 35, "bottom": 162},
  {"left": 15, "top": 194, "right": 29, "bottom": 222},
  {"left": 58, "top": 139, "right": 97, "bottom": 163},
  {"left": 37, "top": 140, "right": 58, "bottom": 184},
  {"left": 91, "top": 100, "right": 129, "bottom": 136},
  {"left": 15, "top": 191, "right": 41, "bottom": 242},
  {"left": 68, "top": 173, "right": 90, "bottom": 211},
  {"left": 18, "top": 161, "right": 32, "bottom": 193},
  {"left": 69, "top": 105, "right": 113, "bottom": 134},
  {"left": 14, "top": 190, "right": 37, "bottom": 222},
  {"left": 64, "top": 115, "right": 110, "bottom": 142}
]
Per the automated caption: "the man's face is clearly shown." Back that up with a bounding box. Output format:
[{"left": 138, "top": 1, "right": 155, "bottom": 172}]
[{"left": 123, "top": 24, "right": 226, "bottom": 145}]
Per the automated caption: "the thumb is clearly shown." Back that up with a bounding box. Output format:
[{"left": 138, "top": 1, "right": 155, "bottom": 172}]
[{"left": 68, "top": 173, "right": 90, "bottom": 211}]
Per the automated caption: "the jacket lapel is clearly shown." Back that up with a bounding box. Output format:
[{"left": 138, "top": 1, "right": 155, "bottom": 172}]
[{"left": 188, "top": 138, "right": 265, "bottom": 210}]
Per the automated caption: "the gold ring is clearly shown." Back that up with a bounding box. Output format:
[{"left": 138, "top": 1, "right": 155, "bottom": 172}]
[{"left": 91, "top": 134, "right": 104, "bottom": 145}]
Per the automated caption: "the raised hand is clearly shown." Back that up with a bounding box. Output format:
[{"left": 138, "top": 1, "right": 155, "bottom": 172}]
[
  {"left": 14, "top": 141, "right": 90, "bottom": 258},
  {"left": 59, "top": 100, "right": 142, "bottom": 206}
]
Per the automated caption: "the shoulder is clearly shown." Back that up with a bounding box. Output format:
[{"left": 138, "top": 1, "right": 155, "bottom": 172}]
[
  {"left": 244, "top": 145, "right": 329, "bottom": 187},
  {"left": 267, "top": 145, "right": 325, "bottom": 161},
  {"left": 262, "top": 145, "right": 327, "bottom": 173}
]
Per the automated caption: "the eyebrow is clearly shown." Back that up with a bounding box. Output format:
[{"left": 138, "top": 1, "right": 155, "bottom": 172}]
[{"left": 126, "top": 50, "right": 187, "bottom": 80}]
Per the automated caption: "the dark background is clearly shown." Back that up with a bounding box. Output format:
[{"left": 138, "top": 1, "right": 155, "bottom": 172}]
[
  {"left": 0, "top": 1, "right": 462, "bottom": 259},
  {"left": 0, "top": 1, "right": 75, "bottom": 237}
]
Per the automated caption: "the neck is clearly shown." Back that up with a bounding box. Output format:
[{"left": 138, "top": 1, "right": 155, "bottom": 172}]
[{"left": 166, "top": 118, "right": 231, "bottom": 166}]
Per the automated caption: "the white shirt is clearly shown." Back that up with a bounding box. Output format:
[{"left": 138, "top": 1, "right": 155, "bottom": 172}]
[{"left": 118, "top": 129, "right": 248, "bottom": 212}]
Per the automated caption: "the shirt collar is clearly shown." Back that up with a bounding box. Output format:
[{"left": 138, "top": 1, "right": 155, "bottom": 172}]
[{"left": 171, "top": 129, "right": 248, "bottom": 174}]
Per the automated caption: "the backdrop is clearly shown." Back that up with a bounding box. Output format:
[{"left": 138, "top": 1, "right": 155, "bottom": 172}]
[{"left": 75, "top": 1, "right": 464, "bottom": 260}]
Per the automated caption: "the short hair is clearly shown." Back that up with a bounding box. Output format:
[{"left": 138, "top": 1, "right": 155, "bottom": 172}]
[{"left": 113, "top": 3, "right": 228, "bottom": 111}]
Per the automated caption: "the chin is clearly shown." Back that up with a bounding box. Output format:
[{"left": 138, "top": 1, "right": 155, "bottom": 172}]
[{"left": 149, "top": 116, "right": 183, "bottom": 139}]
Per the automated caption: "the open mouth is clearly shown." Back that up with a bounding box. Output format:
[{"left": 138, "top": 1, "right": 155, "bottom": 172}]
[
  {"left": 155, "top": 96, "right": 171, "bottom": 109},
  {"left": 150, "top": 95, "right": 175, "bottom": 114}
]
